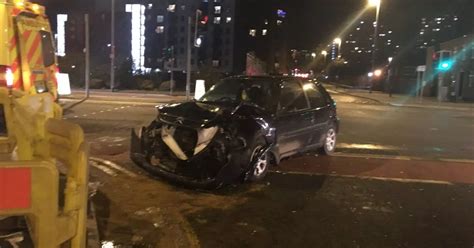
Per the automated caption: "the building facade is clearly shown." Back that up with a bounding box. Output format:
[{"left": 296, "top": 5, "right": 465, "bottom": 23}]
[
  {"left": 142, "top": 0, "right": 236, "bottom": 73},
  {"left": 424, "top": 34, "right": 474, "bottom": 101},
  {"left": 341, "top": 18, "right": 400, "bottom": 75}
]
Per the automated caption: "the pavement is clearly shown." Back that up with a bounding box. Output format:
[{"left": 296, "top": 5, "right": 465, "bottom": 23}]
[
  {"left": 55, "top": 90, "right": 474, "bottom": 247},
  {"left": 324, "top": 84, "right": 474, "bottom": 111}
]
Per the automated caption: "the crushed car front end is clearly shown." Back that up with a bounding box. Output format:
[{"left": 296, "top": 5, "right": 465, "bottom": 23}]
[{"left": 130, "top": 102, "right": 275, "bottom": 188}]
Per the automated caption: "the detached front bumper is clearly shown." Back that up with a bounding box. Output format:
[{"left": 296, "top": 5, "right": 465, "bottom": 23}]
[{"left": 130, "top": 129, "right": 240, "bottom": 188}]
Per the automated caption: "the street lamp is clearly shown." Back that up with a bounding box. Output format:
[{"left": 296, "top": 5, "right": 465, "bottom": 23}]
[
  {"left": 321, "top": 50, "right": 328, "bottom": 62},
  {"left": 311, "top": 52, "right": 316, "bottom": 59},
  {"left": 368, "top": 0, "right": 381, "bottom": 93},
  {"left": 368, "top": 0, "right": 381, "bottom": 7}
]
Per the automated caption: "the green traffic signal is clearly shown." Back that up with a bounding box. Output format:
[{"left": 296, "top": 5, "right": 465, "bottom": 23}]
[{"left": 437, "top": 60, "right": 453, "bottom": 71}]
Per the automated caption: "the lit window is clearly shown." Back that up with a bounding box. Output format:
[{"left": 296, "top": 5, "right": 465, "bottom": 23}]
[
  {"left": 214, "top": 17, "right": 221, "bottom": 24},
  {"left": 156, "top": 26, "right": 164, "bottom": 33},
  {"left": 212, "top": 60, "right": 219, "bottom": 67},
  {"left": 214, "top": 6, "right": 221, "bottom": 14},
  {"left": 157, "top": 15, "right": 164, "bottom": 23},
  {"left": 249, "top": 29, "right": 256, "bottom": 37},
  {"left": 167, "top": 4, "right": 176, "bottom": 12},
  {"left": 276, "top": 20, "right": 283, "bottom": 25},
  {"left": 262, "top": 29, "right": 267, "bottom": 36},
  {"left": 277, "top": 9, "right": 287, "bottom": 18},
  {"left": 226, "top": 17, "right": 232, "bottom": 23}
]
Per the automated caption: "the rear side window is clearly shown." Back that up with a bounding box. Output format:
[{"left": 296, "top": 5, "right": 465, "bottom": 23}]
[
  {"left": 40, "top": 31, "right": 55, "bottom": 67},
  {"left": 303, "top": 82, "right": 327, "bottom": 108},
  {"left": 279, "top": 80, "right": 309, "bottom": 112}
]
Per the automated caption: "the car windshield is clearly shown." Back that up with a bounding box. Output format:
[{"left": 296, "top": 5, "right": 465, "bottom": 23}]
[{"left": 199, "top": 78, "right": 278, "bottom": 112}]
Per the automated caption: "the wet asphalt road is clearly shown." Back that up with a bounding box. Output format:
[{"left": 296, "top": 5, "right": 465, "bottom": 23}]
[{"left": 61, "top": 93, "right": 474, "bottom": 247}]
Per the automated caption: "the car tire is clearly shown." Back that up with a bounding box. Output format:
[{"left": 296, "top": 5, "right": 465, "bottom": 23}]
[
  {"left": 320, "top": 124, "right": 337, "bottom": 155},
  {"left": 246, "top": 136, "right": 270, "bottom": 182}
]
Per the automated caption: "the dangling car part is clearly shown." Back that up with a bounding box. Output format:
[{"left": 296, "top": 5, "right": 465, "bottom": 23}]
[{"left": 130, "top": 76, "right": 339, "bottom": 188}]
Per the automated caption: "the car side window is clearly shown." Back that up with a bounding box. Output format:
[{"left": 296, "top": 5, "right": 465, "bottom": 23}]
[
  {"left": 303, "top": 82, "right": 327, "bottom": 108},
  {"left": 279, "top": 80, "right": 309, "bottom": 113}
]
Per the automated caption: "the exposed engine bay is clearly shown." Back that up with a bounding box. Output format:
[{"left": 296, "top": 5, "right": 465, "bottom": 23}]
[{"left": 130, "top": 101, "right": 275, "bottom": 188}]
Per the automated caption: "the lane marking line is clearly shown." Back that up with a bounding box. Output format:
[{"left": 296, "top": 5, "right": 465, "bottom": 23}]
[
  {"left": 333, "top": 152, "right": 474, "bottom": 164},
  {"left": 439, "top": 158, "right": 474, "bottom": 164},
  {"left": 90, "top": 157, "right": 138, "bottom": 178},
  {"left": 338, "top": 143, "right": 403, "bottom": 151},
  {"left": 90, "top": 160, "right": 117, "bottom": 176},
  {"left": 270, "top": 171, "right": 453, "bottom": 185}
]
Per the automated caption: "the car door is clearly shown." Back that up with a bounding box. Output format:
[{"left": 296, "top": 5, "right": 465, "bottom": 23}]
[
  {"left": 301, "top": 81, "right": 332, "bottom": 146},
  {"left": 275, "top": 79, "right": 313, "bottom": 156}
]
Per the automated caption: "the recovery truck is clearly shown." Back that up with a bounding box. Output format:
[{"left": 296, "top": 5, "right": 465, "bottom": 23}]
[{"left": 0, "top": 0, "right": 95, "bottom": 247}]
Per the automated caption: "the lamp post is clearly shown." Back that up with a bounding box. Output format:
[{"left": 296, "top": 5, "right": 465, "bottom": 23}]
[
  {"left": 110, "top": 0, "right": 116, "bottom": 91},
  {"left": 368, "top": 0, "right": 381, "bottom": 93}
]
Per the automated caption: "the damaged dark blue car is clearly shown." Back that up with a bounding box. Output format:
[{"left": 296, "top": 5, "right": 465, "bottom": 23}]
[{"left": 130, "top": 76, "right": 339, "bottom": 188}]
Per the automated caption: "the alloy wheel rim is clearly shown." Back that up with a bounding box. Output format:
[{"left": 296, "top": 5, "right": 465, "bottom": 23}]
[
  {"left": 326, "top": 129, "right": 336, "bottom": 151},
  {"left": 251, "top": 146, "right": 268, "bottom": 176}
]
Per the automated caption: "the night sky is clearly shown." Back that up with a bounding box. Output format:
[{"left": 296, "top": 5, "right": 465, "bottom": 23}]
[
  {"left": 39, "top": 0, "right": 473, "bottom": 50},
  {"left": 283, "top": 0, "right": 473, "bottom": 49}
]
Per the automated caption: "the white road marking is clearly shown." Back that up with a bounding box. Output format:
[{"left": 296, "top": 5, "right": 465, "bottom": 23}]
[
  {"left": 90, "top": 160, "right": 117, "bottom": 176},
  {"left": 338, "top": 143, "right": 402, "bottom": 151},
  {"left": 90, "top": 157, "right": 138, "bottom": 178},
  {"left": 333, "top": 152, "right": 414, "bottom": 161},
  {"left": 333, "top": 152, "right": 474, "bottom": 164},
  {"left": 271, "top": 171, "right": 453, "bottom": 185},
  {"left": 439, "top": 158, "right": 474, "bottom": 164}
]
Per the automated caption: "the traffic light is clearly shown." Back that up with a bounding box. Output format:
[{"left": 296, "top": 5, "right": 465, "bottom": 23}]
[
  {"left": 434, "top": 50, "right": 453, "bottom": 72},
  {"left": 195, "top": 3, "right": 209, "bottom": 48},
  {"left": 437, "top": 60, "right": 453, "bottom": 71}
]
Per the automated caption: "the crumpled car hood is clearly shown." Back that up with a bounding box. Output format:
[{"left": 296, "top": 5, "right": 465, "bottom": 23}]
[{"left": 158, "top": 101, "right": 238, "bottom": 128}]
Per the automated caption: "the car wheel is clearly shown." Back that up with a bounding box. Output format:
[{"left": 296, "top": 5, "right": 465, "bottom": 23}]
[
  {"left": 247, "top": 137, "right": 270, "bottom": 182},
  {"left": 320, "top": 124, "right": 337, "bottom": 155}
]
